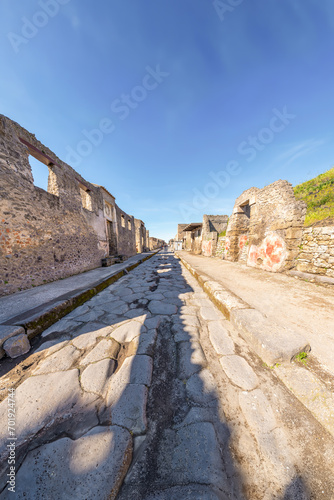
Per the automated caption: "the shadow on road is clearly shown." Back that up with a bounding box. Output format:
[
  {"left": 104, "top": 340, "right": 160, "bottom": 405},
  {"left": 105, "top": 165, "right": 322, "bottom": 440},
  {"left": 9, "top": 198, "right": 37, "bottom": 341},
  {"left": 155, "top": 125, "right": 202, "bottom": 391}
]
[{"left": 0, "top": 251, "right": 312, "bottom": 499}]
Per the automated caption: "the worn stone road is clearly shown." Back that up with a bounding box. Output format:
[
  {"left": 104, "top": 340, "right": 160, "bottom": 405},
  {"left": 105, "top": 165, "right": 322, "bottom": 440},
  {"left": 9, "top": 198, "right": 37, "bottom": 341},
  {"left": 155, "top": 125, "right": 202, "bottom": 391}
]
[{"left": 0, "top": 251, "right": 333, "bottom": 499}]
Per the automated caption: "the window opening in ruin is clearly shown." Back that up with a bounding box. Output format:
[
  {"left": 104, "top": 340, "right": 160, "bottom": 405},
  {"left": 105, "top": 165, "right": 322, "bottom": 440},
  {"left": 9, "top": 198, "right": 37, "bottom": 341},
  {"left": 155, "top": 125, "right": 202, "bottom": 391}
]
[
  {"left": 79, "top": 186, "right": 93, "bottom": 211},
  {"left": 121, "top": 215, "right": 125, "bottom": 228},
  {"left": 128, "top": 219, "right": 132, "bottom": 230},
  {"left": 240, "top": 202, "right": 251, "bottom": 218},
  {"left": 29, "top": 155, "right": 49, "bottom": 191}
]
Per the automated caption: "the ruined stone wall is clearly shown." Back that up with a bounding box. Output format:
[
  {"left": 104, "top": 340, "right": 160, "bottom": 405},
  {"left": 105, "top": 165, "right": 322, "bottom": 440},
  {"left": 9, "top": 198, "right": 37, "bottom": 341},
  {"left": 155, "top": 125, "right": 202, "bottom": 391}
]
[
  {"left": 296, "top": 225, "right": 334, "bottom": 277},
  {"left": 134, "top": 219, "right": 147, "bottom": 253},
  {"left": 149, "top": 237, "right": 165, "bottom": 250},
  {"left": 115, "top": 206, "right": 136, "bottom": 257},
  {"left": 202, "top": 215, "right": 229, "bottom": 257},
  {"left": 216, "top": 236, "right": 227, "bottom": 258},
  {"left": 184, "top": 231, "right": 192, "bottom": 252},
  {"left": 192, "top": 229, "right": 202, "bottom": 255},
  {"left": 145, "top": 229, "right": 150, "bottom": 251},
  {"left": 0, "top": 115, "right": 108, "bottom": 296},
  {"left": 177, "top": 224, "right": 188, "bottom": 243},
  {"left": 0, "top": 115, "right": 143, "bottom": 295},
  {"left": 225, "top": 181, "right": 306, "bottom": 272},
  {"left": 202, "top": 215, "right": 229, "bottom": 235},
  {"left": 97, "top": 187, "right": 118, "bottom": 256}
]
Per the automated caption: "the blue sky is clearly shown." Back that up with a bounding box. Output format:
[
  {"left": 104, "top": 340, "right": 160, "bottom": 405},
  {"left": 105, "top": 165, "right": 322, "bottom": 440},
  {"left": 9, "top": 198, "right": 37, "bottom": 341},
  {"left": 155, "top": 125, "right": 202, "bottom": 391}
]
[{"left": 1, "top": 0, "right": 334, "bottom": 241}]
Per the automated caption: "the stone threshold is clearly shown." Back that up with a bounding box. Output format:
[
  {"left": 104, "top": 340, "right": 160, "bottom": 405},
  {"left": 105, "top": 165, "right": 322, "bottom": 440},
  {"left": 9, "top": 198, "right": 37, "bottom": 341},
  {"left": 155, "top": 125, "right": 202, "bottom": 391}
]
[{"left": 0, "top": 251, "right": 160, "bottom": 360}]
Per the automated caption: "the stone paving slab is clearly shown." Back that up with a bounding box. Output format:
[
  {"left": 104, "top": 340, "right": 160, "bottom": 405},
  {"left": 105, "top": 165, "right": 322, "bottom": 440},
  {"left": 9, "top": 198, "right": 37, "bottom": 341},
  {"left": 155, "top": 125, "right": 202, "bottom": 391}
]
[
  {"left": 156, "top": 422, "right": 227, "bottom": 488},
  {"left": 80, "top": 338, "right": 118, "bottom": 365},
  {"left": 208, "top": 321, "right": 235, "bottom": 356},
  {"left": 33, "top": 344, "right": 81, "bottom": 374},
  {"left": 2, "top": 250, "right": 333, "bottom": 498},
  {"left": 100, "top": 384, "right": 148, "bottom": 435},
  {"left": 0, "top": 425, "right": 132, "bottom": 500},
  {"left": 0, "top": 370, "right": 99, "bottom": 473},
  {"left": 186, "top": 369, "right": 218, "bottom": 405},
  {"left": 0, "top": 250, "right": 159, "bottom": 357},
  {"left": 219, "top": 355, "right": 259, "bottom": 391},
  {"left": 144, "top": 485, "right": 223, "bottom": 500},
  {"left": 177, "top": 340, "right": 207, "bottom": 379},
  {"left": 81, "top": 358, "right": 115, "bottom": 396},
  {"left": 110, "top": 321, "right": 144, "bottom": 343}
]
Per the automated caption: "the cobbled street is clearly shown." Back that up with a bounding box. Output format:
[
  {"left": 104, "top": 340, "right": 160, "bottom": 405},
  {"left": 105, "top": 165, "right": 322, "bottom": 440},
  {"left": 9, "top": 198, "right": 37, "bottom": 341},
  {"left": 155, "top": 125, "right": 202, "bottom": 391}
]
[{"left": 0, "top": 251, "right": 334, "bottom": 499}]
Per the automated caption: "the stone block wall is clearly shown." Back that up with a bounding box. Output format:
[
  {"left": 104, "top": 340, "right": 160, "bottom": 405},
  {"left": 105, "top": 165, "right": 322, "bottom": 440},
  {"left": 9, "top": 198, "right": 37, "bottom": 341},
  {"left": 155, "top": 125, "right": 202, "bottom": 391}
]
[
  {"left": 145, "top": 229, "right": 150, "bottom": 251},
  {"left": 149, "top": 237, "right": 165, "bottom": 250},
  {"left": 0, "top": 115, "right": 141, "bottom": 296},
  {"left": 225, "top": 181, "right": 306, "bottom": 272},
  {"left": 177, "top": 224, "right": 188, "bottom": 241},
  {"left": 134, "top": 219, "right": 148, "bottom": 253},
  {"left": 201, "top": 215, "right": 229, "bottom": 257},
  {"left": 0, "top": 115, "right": 109, "bottom": 296},
  {"left": 192, "top": 230, "right": 202, "bottom": 255},
  {"left": 184, "top": 231, "right": 192, "bottom": 252},
  {"left": 176, "top": 223, "right": 188, "bottom": 249},
  {"left": 202, "top": 235, "right": 215, "bottom": 257},
  {"left": 216, "top": 236, "right": 226, "bottom": 258},
  {"left": 115, "top": 205, "right": 136, "bottom": 257},
  {"left": 296, "top": 225, "right": 334, "bottom": 277},
  {"left": 202, "top": 215, "right": 229, "bottom": 235},
  {"left": 99, "top": 187, "right": 118, "bottom": 256}
]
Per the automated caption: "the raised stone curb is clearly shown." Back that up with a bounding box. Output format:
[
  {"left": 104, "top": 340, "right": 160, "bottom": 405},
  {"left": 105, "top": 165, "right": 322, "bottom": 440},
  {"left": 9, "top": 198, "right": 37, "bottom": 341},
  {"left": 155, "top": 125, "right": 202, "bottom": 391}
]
[
  {"left": 231, "top": 308, "right": 310, "bottom": 366},
  {"left": 3, "top": 333, "right": 30, "bottom": 359},
  {"left": 0, "top": 325, "right": 27, "bottom": 358},
  {"left": 0, "top": 250, "right": 160, "bottom": 360},
  {"left": 288, "top": 269, "right": 334, "bottom": 285},
  {"left": 275, "top": 363, "right": 334, "bottom": 438},
  {"left": 176, "top": 252, "right": 310, "bottom": 365},
  {"left": 176, "top": 252, "right": 334, "bottom": 441}
]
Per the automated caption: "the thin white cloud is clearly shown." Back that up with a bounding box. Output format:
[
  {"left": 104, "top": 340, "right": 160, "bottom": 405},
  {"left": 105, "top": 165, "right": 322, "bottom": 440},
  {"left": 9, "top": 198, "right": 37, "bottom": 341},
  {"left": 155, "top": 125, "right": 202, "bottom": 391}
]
[
  {"left": 265, "top": 138, "right": 327, "bottom": 173},
  {"left": 279, "top": 139, "right": 326, "bottom": 169}
]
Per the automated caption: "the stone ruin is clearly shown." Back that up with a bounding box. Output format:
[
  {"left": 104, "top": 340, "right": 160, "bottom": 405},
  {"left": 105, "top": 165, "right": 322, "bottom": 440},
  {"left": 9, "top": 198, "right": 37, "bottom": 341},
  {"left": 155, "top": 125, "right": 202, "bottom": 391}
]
[
  {"left": 0, "top": 115, "right": 155, "bottom": 296},
  {"left": 223, "top": 180, "right": 306, "bottom": 272}
]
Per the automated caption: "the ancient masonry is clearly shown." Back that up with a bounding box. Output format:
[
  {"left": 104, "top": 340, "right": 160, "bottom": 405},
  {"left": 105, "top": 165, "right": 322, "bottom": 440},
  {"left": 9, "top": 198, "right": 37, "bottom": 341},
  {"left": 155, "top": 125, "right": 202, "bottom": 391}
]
[
  {"left": 178, "top": 180, "right": 334, "bottom": 278},
  {"left": 201, "top": 215, "right": 229, "bottom": 257},
  {"left": 224, "top": 180, "right": 306, "bottom": 272},
  {"left": 149, "top": 236, "right": 166, "bottom": 250},
  {"left": 0, "top": 115, "right": 165, "bottom": 296},
  {"left": 180, "top": 216, "right": 229, "bottom": 256},
  {"left": 296, "top": 224, "right": 334, "bottom": 278}
]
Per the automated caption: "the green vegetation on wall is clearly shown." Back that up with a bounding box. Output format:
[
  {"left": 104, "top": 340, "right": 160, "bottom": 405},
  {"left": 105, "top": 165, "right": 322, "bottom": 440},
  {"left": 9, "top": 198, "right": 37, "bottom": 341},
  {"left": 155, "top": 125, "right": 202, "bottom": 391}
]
[{"left": 294, "top": 167, "right": 334, "bottom": 226}]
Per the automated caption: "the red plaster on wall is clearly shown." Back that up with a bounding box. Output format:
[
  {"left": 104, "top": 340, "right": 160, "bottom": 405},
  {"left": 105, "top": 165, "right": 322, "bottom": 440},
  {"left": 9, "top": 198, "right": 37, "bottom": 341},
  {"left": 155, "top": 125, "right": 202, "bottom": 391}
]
[
  {"left": 239, "top": 235, "right": 248, "bottom": 250},
  {"left": 223, "top": 237, "right": 231, "bottom": 259},
  {"left": 202, "top": 240, "right": 213, "bottom": 257},
  {"left": 247, "top": 232, "right": 286, "bottom": 272}
]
